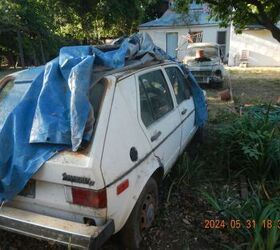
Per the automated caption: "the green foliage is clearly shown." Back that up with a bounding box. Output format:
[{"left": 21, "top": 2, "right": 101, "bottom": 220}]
[
  {"left": 0, "top": 0, "right": 71, "bottom": 66},
  {"left": 197, "top": 104, "right": 280, "bottom": 249},
  {"left": 216, "top": 105, "right": 280, "bottom": 181},
  {"left": 165, "top": 103, "right": 280, "bottom": 249},
  {"left": 166, "top": 153, "right": 204, "bottom": 203},
  {"left": 0, "top": 0, "right": 165, "bottom": 67},
  {"left": 169, "top": 152, "right": 205, "bottom": 186},
  {"left": 203, "top": 185, "right": 280, "bottom": 250}
]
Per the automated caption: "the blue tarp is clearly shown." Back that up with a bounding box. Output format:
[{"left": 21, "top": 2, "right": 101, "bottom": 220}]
[
  {"left": 0, "top": 32, "right": 207, "bottom": 202},
  {"left": 179, "top": 63, "right": 208, "bottom": 127}
]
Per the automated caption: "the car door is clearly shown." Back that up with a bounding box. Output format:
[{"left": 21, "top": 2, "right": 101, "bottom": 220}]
[
  {"left": 164, "top": 66, "right": 196, "bottom": 151},
  {"left": 136, "top": 67, "right": 181, "bottom": 173}
]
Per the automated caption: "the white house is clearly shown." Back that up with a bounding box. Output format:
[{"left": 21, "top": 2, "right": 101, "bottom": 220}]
[
  {"left": 139, "top": 2, "right": 280, "bottom": 67},
  {"left": 138, "top": 2, "right": 230, "bottom": 62},
  {"left": 228, "top": 24, "right": 280, "bottom": 67}
]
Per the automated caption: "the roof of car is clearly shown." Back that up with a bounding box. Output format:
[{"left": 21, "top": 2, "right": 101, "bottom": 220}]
[
  {"left": 6, "top": 59, "right": 177, "bottom": 87},
  {"left": 89, "top": 59, "right": 178, "bottom": 85},
  {"left": 109, "top": 60, "right": 178, "bottom": 81}
]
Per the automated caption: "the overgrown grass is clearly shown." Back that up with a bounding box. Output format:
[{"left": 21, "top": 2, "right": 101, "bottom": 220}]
[
  {"left": 167, "top": 104, "right": 280, "bottom": 249},
  {"left": 165, "top": 153, "right": 205, "bottom": 204},
  {"left": 202, "top": 182, "right": 280, "bottom": 250},
  {"left": 204, "top": 105, "right": 280, "bottom": 249},
  {"left": 217, "top": 105, "right": 280, "bottom": 182}
]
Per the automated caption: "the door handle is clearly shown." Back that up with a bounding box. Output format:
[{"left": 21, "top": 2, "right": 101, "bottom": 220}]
[
  {"left": 151, "top": 131, "right": 162, "bottom": 142},
  {"left": 181, "top": 108, "right": 188, "bottom": 115}
]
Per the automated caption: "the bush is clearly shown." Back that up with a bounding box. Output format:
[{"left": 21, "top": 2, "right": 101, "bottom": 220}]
[
  {"left": 202, "top": 185, "right": 280, "bottom": 250},
  {"left": 217, "top": 105, "right": 280, "bottom": 181}
]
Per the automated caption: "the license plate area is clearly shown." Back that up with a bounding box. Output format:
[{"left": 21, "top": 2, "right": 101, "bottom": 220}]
[{"left": 19, "top": 180, "right": 36, "bottom": 198}]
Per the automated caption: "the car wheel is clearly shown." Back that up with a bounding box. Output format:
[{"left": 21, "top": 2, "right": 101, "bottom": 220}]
[{"left": 120, "top": 177, "right": 158, "bottom": 249}]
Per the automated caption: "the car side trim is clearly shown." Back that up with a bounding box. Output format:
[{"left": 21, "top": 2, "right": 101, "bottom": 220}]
[{"left": 106, "top": 109, "right": 195, "bottom": 188}]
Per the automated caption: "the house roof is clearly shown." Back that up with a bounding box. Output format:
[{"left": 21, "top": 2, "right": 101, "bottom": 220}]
[
  {"left": 244, "top": 24, "right": 265, "bottom": 30},
  {"left": 139, "top": 8, "right": 218, "bottom": 29}
]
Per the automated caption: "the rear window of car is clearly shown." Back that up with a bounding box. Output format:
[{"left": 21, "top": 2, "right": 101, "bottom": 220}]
[{"left": 139, "top": 69, "right": 174, "bottom": 127}]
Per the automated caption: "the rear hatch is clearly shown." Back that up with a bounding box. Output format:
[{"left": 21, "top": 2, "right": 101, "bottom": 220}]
[
  {"left": 0, "top": 70, "right": 112, "bottom": 225},
  {"left": 9, "top": 147, "right": 107, "bottom": 224}
]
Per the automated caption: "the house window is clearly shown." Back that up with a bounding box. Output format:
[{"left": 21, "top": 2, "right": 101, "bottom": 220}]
[
  {"left": 189, "top": 31, "right": 203, "bottom": 43},
  {"left": 217, "top": 31, "right": 226, "bottom": 56}
]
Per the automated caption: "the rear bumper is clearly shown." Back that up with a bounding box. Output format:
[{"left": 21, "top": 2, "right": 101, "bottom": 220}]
[{"left": 0, "top": 206, "right": 114, "bottom": 249}]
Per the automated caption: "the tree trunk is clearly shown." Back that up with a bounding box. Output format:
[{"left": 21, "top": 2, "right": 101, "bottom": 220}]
[
  {"left": 6, "top": 52, "right": 16, "bottom": 69},
  {"left": 251, "top": 0, "right": 280, "bottom": 43},
  {"left": 39, "top": 37, "right": 46, "bottom": 64},
  {"left": 17, "top": 31, "right": 25, "bottom": 68},
  {"left": 32, "top": 49, "right": 39, "bottom": 66},
  {"left": 264, "top": 23, "right": 280, "bottom": 43}
]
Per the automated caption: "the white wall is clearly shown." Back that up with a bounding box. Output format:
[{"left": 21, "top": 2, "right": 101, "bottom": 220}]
[
  {"left": 139, "top": 25, "right": 230, "bottom": 61},
  {"left": 228, "top": 27, "right": 280, "bottom": 66}
]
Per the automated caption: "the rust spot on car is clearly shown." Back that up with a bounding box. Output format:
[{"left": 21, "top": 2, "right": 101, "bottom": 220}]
[
  {"left": 64, "top": 147, "right": 90, "bottom": 157},
  {"left": 104, "top": 77, "right": 114, "bottom": 90}
]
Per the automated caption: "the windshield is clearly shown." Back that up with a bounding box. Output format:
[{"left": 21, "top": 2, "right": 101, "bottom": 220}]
[
  {"left": 0, "top": 79, "right": 31, "bottom": 129},
  {"left": 186, "top": 46, "right": 219, "bottom": 58}
]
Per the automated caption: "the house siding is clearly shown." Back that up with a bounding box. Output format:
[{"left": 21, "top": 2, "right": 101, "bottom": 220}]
[
  {"left": 139, "top": 26, "right": 230, "bottom": 61},
  {"left": 228, "top": 27, "right": 280, "bottom": 67}
]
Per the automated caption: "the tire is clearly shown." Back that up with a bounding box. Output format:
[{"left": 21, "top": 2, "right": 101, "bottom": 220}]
[{"left": 120, "top": 177, "right": 159, "bottom": 249}]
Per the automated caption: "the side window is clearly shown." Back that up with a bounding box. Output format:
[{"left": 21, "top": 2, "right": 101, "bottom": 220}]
[
  {"left": 89, "top": 78, "right": 105, "bottom": 117},
  {"left": 139, "top": 82, "right": 154, "bottom": 127},
  {"left": 165, "top": 67, "right": 191, "bottom": 104},
  {"left": 139, "top": 70, "right": 174, "bottom": 126}
]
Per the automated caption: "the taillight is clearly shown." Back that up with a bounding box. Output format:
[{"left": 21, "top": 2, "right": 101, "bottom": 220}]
[{"left": 65, "top": 186, "right": 107, "bottom": 208}]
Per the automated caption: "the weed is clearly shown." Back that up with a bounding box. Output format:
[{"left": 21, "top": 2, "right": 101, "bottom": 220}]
[
  {"left": 165, "top": 153, "right": 204, "bottom": 204},
  {"left": 202, "top": 184, "right": 280, "bottom": 250},
  {"left": 216, "top": 105, "right": 280, "bottom": 182}
]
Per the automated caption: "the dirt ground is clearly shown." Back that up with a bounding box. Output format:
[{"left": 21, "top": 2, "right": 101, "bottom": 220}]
[{"left": 0, "top": 67, "right": 280, "bottom": 250}]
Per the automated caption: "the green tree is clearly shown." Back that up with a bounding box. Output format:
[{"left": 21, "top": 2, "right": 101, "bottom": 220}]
[
  {"left": 174, "top": 0, "right": 280, "bottom": 42},
  {"left": 0, "top": 0, "right": 165, "bottom": 68},
  {"left": 0, "top": 0, "right": 69, "bottom": 67},
  {"left": 55, "top": 0, "right": 165, "bottom": 41}
]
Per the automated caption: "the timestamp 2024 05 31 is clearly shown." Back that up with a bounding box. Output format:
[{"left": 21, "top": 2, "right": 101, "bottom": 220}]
[{"left": 204, "top": 219, "right": 280, "bottom": 230}]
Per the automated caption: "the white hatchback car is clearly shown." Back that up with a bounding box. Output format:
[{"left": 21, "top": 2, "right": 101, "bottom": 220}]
[{"left": 0, "top": 61, "right": 203, "bottom": 249}]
